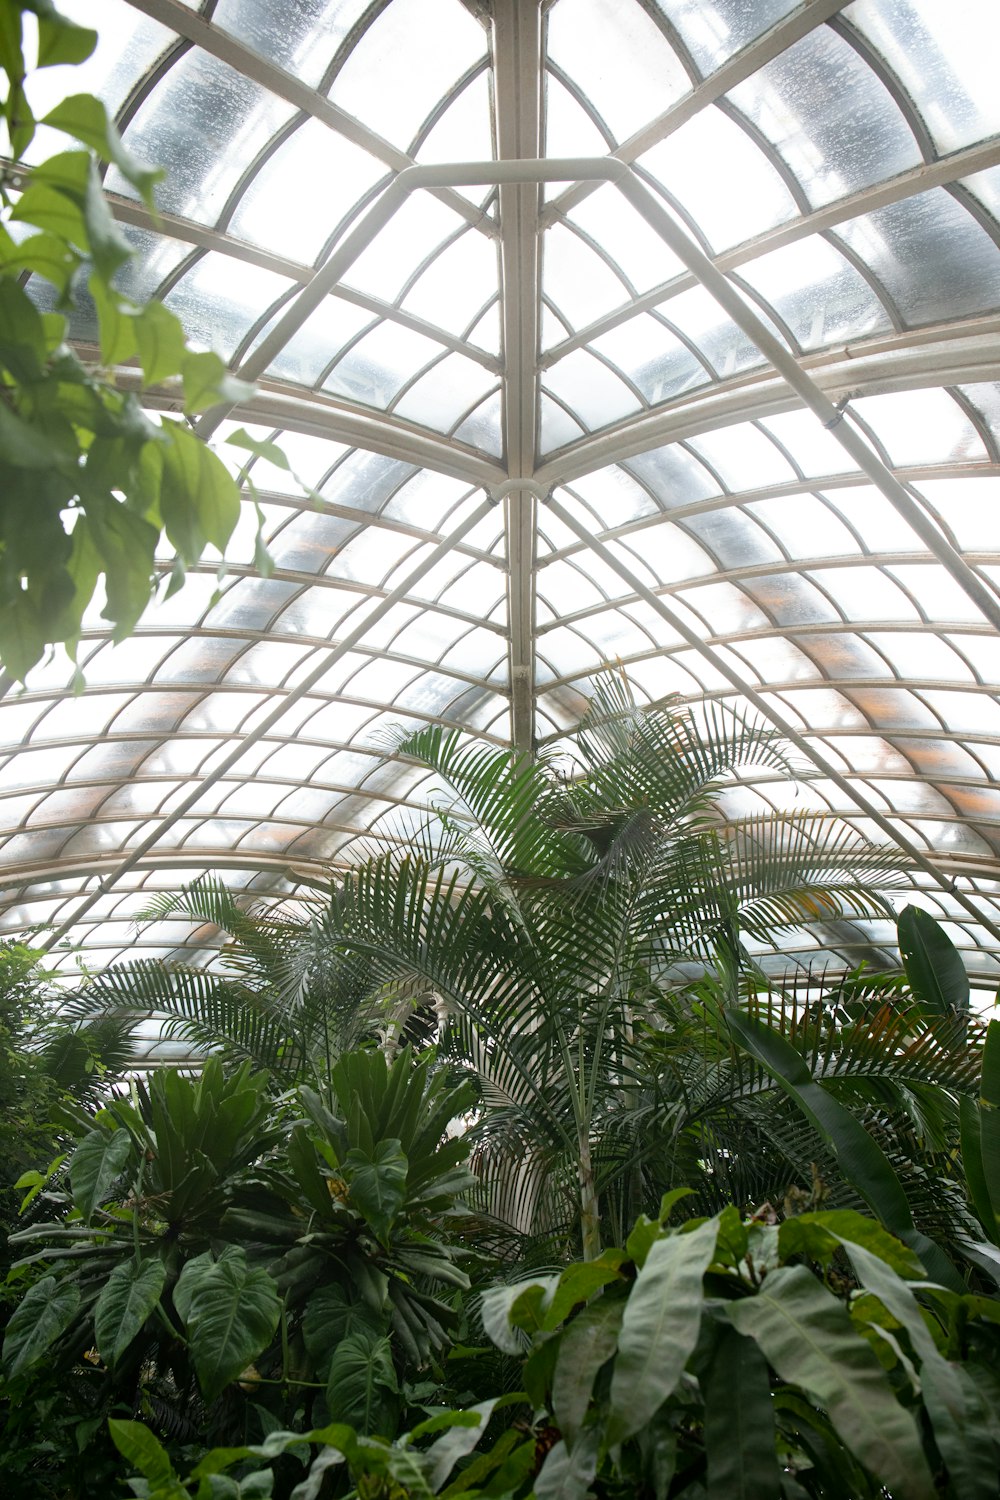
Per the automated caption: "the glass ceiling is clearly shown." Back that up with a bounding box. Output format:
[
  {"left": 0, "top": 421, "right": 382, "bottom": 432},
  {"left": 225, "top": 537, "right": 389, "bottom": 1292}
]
[{"left": 4, "top": 0, "right": 1000, "bottom": 1007}]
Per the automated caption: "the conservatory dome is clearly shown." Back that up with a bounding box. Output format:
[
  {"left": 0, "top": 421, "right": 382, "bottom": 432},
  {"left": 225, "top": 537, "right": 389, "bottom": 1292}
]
[{"left": 4, "top": 0, "right": 1000, "bottom": 1030}]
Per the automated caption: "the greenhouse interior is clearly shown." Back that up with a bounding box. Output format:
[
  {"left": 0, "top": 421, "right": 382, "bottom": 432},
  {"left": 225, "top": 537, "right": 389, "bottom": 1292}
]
[{"left": 4, "top": 0, "right": 1000, "bottom": 1494}]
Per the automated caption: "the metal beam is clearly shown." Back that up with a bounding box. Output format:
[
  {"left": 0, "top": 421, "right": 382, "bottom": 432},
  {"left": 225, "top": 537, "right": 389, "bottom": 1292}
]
[
  {"left": 124, "top": 0, "right": 497, "bottom": 234},
  {"left": 541, "top": 0, "right": 852, "bottom": 225},
  {"left": 543, "top": 135, "right": 1000, "bottom": 366},
  {"left": 40, "top": 493, "right": 498, "bottom": 948},
  {"left": 547, "top": 494, "right": 1000, "bottom": 945},
  {"left": 493, "top": 0, "right": 541, "bottom": 752}
]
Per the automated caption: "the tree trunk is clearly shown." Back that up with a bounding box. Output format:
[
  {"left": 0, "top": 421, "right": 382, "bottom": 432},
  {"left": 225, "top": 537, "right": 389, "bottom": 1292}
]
[{"left": 579, "top": 1131, "right": 601, "bottom": 1261}]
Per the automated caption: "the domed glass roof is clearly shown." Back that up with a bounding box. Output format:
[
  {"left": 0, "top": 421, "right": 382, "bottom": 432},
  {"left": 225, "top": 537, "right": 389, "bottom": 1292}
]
[{"left": 4, "top": 0, "right": 1000, "bottom": 1026}]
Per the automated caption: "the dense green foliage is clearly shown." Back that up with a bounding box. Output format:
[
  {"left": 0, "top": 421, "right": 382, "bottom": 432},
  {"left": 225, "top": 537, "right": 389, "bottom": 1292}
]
[
  {"left": 108, "top": 1200, "right": 1000, "bottom": 1499},
  {"left": 0, "top": 0, "right": 266, "bottom": 681}
]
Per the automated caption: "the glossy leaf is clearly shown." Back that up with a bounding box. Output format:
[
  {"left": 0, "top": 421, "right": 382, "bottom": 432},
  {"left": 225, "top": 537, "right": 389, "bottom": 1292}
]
[
  {"left": 69, "top": 1124, "right": 132, "bottom": 1220},
  {"left": 551, "top": 1294, "right": 625, "bottom": 1448},
  {"left": 345, "top": 1138, "right": 407, "bottom": 1244},
  {"left": 1, "top": 1276, "right": 79, "bottom": 1378},
  {"left": 729, "top": 1266, "right": 935, "bottom": 1500},
  {"left": 94, "top": 1256, "right": 167, "bottom": 1367},
  {"left": 703, "top": 1325, "right": 780, "bottom": 1500},
  {"left": 174, "top": 1247, "right": 282, "bottom": 1403},
  {"left": 606, "top": 1217, "right": 718, "bottom": 1444},
  {"left": 898, "top": 905, "right": 970, "bottom": 1014}
]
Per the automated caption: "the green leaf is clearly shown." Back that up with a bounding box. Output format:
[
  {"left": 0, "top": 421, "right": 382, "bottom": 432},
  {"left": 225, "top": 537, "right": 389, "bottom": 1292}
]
[
  {"left": 108, "top": 1419, "right": 178, "bottom": 1490},
  {"left": 898, "top": 905, "right": 970, "bottom": 1014},
  {"left": 728, "top": 1009, "right": 961, "bottom": 1290},
  {"left": 345, "top": 1139, "right": 407, "bottom": 1244},
  {"left": 0, "top": 278, "right": 47, "bottom": 381},
  {"left": 728, "top": 1266, "right": 935, "bottom": 1500},
  {"left": 0, "top": 396, "right": 75, "bottom": 467},
  {"left": 181, "top": 349, "right": 254, "bottom": 415},
  {"left": 703, "top": 1325, "right": 780, "bottom": 1500},
  {"left": 0, "top": 589, "right": 48, "bottom": 682},
  {"left": 174, "top": 1247, "right": 282, "bottom": 1403},
  {"left": 976, "top": 1018, "right": 1000, "bottom": 1241},
  {"left": 43, "top": 94, "right": 162, "bottom": 207},
  {"left": 69, "top": 1125, "right": 132, "bottom": 1219},
  {"left": 423, "top": 1400, "right": 496, "bottom": 1490},
  {"left": 1, "top": 1276, "right": 80, "bottom": 1378},
  {"left": 532, "top": 1431, "right": 600, "bottom": 1500},
  {"left": 779, "top": 1210, "right": 923, "bottom": 1278},
  {"left": 81, "top": 154, "right": 132, "bottom": 281},
  {"left": 551, "top": 1294, "right": 625, "bottom": 1449},
  {"left": 84, "top": 494, "right": 158, "bottom": 633},
  {"left": 94, "top": 1257, "right": 167, "bottom": 1367},
  {"left": 90, "top": 274, "right": 138, "bottom": 365},
  {"left": 32, "top": 1, "right": 97, "bottom": 67},
  {"left": 480, "top": 1277, "right": 558, "bottom": 1355},
  {"left": 3, "top": 229, "right": 80, "bottom": 297},
  {"left": 324, "top": 1330, "right": 397, "bottom": 1436},
  {"left": 837, "top": 1237, "right": 993, "bottom": 1500},
  {"left": 543, "top": 1254, "right": 624, "bottom": 1329},
  {"left": 159, "top": 422, "right": 241, "bottom": 559},
  {"left": 226, "top": 428, "right": 292, "bottom": 470},
  {"left": 606, "top": 1215, "right": 718, "bottom": 1445},
  {"left": 133, "top": 301, "right": 187, "bottom": 386}
]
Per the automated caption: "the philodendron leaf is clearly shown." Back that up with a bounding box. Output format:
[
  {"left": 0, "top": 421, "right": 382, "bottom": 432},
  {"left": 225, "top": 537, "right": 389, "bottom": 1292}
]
[
  {"left": 345, "top": 1139, "right": 407, "bottom": 1243},
  {"left": 728, "top": 1266, "right": 935, "bottom": 1500},
  {"left": 69, "top": 1125, "right": 132, "bottom": 1219},
  {"left": 898, "top": 904, "right": 970, "bottom": 1014},
  {"left": 108, "top": 1420, "right": 181, "bottom": 1493},
  {"left": 551, "top": 1294, "right": 625, "bottom": 1449},
  {"left": 1, "top": 1276, "right": 79, "bottom": 1378},
  {"left": 174, "top": 1247, "right": 281, "bottom": 1403},
  {"left": 325, "top": 1330, "right": 397, "bottom": 1436},
  {"left": 702, "top": 1325, "right": 780, "bottom": 1500},
  {"left": 606, "top": 1216, "right": 719, "bottom": 1445},
  {"left": 94, "top": 1256, "right": 166, "bottom": 1367}
]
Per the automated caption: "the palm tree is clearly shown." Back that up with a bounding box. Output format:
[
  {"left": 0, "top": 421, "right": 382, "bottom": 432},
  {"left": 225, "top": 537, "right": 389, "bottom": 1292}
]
[{"left": 329, "top": 676, "right": 919, "bottom": 1259}]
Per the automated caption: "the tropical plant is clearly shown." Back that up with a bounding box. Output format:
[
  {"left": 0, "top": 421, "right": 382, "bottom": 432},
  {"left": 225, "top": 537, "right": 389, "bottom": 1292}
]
[
  {"left": 318, "top": 677, "right": 928, "bottom": 1259},
  {"left": 62, "top": 877, "right": 389, "bottom": 1090},
  {"left": 0, "top": 0, "right": 272, "bottom": 682},
  {"left": 0, "top": 1047, "right": 478, "bottom": 1492},
  {"left": 109, "top": 1199, "right": 1000, "bottom": 1500}
]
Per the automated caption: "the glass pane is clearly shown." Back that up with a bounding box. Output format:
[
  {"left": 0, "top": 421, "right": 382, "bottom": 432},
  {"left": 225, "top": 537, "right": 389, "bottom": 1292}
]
[
  {"left": 329, "top": 0, "right": 486, "bottom": 151},
  {"left": 212, "top": 0, "right": 371, "bottom": 86},
  {"left": 656, "top": 0, "right": 799, "bottom": 74},
  {"left": 727, "top": 26, "right": 921, "bottom": 209},
  {"left": 547, "top": 0, "right": 692, "bottom": 143}
]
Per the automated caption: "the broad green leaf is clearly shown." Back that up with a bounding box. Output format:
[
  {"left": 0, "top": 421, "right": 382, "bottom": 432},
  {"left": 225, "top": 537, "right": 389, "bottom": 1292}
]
[
  {"left": 159, "top": 422, "right": 241, "bottom": 558},
  {"left": 480, "top": 1277, "right": 558, "bottom": 1355},
  {"left": 898, "top": 905, "right": 970, "bottom": 1014},
  {"left": 345, "top": 1138, "right": 407, "bottom": 1244},
  {"left": 703, "top": 1325, "right": 780, "bottom": 1500},
  {"left": 961, "top": 1094, "right": 998, "bottom": 1244},
  {"left": 838, "top": 1237, "right": 992, "bottom": 1500},
  {"left": 33, "top": 2, "right": 97, "bottom": 67},
  {"left": 533, "top": 1431, "right": 599, "bottom": 1500},
  {"left": 0, "top": 397, "right": 75, "bottom": 467},
  {"left": 1, "top": 1276, "right": 79, "bottom": 1377},
  {"left": 69, "top": 1125, "right": 132, "bottom": 1219},
  {"left": 81, "top": 155, "right": 132, "bottom": 281},
  {"left": 3, "top": 229, "right": 80, "bottom": 297},
  {"left": 551, "top": 1294, "right": 625, "bottom": 1448},
  {"left": 543, "top": 1254, "right": 624, "bottom": 1329},
  {"left": 108, "top": 1419, "right": 178, "bottom": 1491},
  {"left": 94, "top": 1256, "right": 166, "bottom": 1367},
  {"left": 779, "top": 1210, "right": 923, "bottom": 1278},
  {"left": 174, "top": 1247, "right": 282, "bottom": 1403},
  {"left": 89, "top": 274, "right": 137, "bottom": 365},
  {"left": 43, "top": 94, "right": 161, "bottom": 206},
  {"left": 729, "top": 1010, "right": 961, "bottom": 1290},
  {"left": 181, "top": 349, "right": 254, "bottom": 414},
  {"left": 133, "top": 301, "right": 187, "bottom": 386},
  {"left": 0, "top": 588, "right": 48, "bottom": 681},
  {"left": 324, "top": 1330, "right": 397, "bottom": 1435},
  {"left": 303, "top": 1284, "right": 384, "bottom": 1371},
  {"left": 227, "top": 427, "right": 292, "bottom": 469},
  {"left": 606, "top": 1215, "right": 718, "bottom": 1444},
  {"left": 0, "top": 278, "right": 47, "bottom": 381},
  {"left": 977, "top": 1019, "right": 1000, "bottom": 1241},
  {"left": 728, "top": 1265, "right": 935, "bottom": 1500},
  {"left": 85, "top": 495, "right": 158, "bottom": 632},
  {"left": 423, "top": 1400, "right": 496, "bottom": 1490}
]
